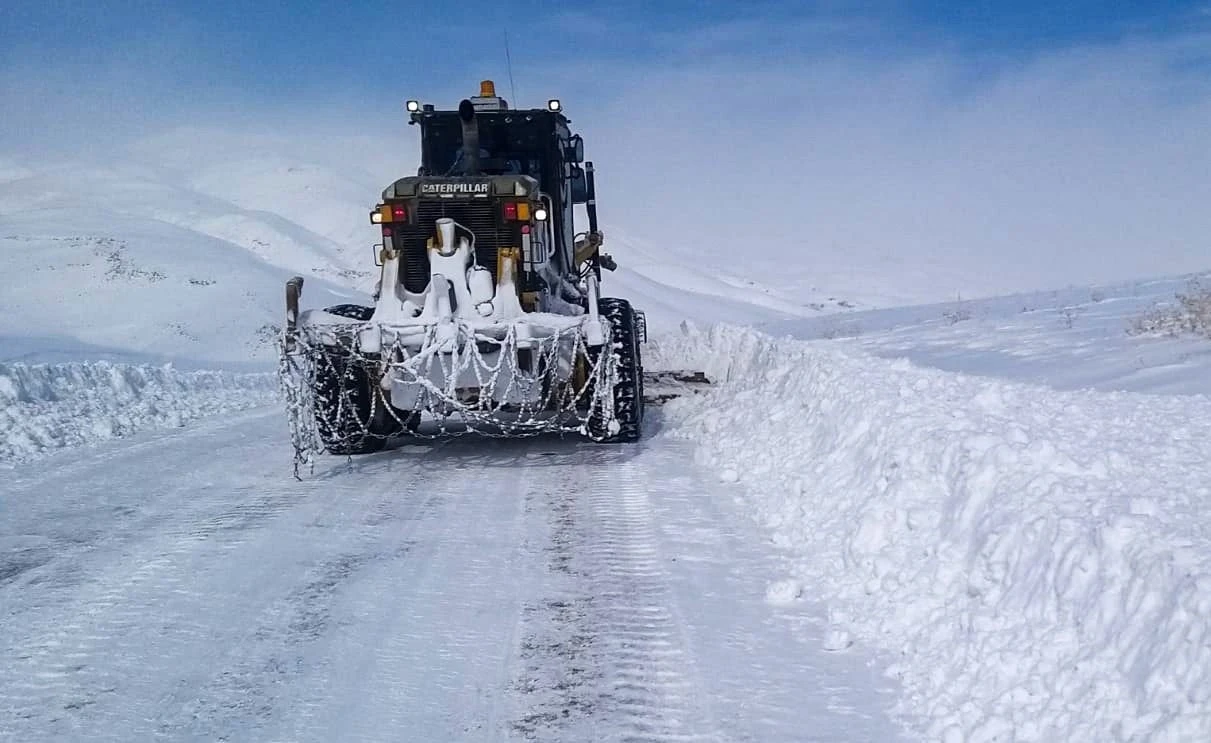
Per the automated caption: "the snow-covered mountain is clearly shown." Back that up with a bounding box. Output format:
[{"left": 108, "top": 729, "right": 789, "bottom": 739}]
[
  {"left": 3, "top": 129, "right": 1207, "bottom": 370},
  {"left": 0, "top": 138, "right": 824, "bottom": 366},
  {"left": 0, "top": 144, "right": 378, "bottom": 367}
]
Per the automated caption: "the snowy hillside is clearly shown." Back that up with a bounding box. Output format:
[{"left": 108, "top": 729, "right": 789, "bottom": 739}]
[
  {"left": 0, "top": 213, "right": 357, "bottom": 368},
  {"left": 128, "top": 128, "right": 396, "bottom": 265},
  {"left": 0, "top": 150, "right": 379, "bottom": 367},
  {"left": 0, "top": 145, "right": 808, "bottom": 368},
  {"left": 766, "top": 272, "right": 1211, "bottom": 395},
  {"left": 602, "top": 228, "right": 863, "bottom": 322}
]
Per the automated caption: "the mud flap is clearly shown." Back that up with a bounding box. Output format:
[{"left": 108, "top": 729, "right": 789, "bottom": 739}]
[{"left": 284, "top": 276, "right": 304, "bottom": 352}]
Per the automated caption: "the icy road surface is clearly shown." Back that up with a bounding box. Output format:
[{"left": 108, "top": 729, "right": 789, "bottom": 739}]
[{"left": 0, "top": 409, "right": 904, "bottom": 742}]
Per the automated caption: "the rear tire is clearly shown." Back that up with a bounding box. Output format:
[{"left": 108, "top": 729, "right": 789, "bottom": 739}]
[
  {"left": 585, "top": 298, "right": 645, "bottom": 443},
  {"left": 313, "top": 349, "right": 396, "bottom": 455}
]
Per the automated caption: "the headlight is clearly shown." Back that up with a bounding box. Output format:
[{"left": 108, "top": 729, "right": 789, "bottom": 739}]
[
  {"left": 547, "top": 99, "right": 561, "bottom": 112},
  {"left": 534, "top": 207, "right": 548, "bottom": 221},
  {"left": 406, "top": 100, "right": 420, "bottom": 112},
  {"left": 370, "top": 210, "right": 383, "bottom": 224}
]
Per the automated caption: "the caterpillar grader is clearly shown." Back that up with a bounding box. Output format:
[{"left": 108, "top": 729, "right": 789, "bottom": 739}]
[{"left": 280, "top": 81, "right": 659, "bottom": 459}]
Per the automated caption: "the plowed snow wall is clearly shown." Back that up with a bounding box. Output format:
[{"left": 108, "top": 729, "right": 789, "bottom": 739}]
[
  {"left": 652, "top": 323, "right": 1211, "bottom": 743},
  {"left": 1, "top": 361, "right": 277, "bottom": 466}
]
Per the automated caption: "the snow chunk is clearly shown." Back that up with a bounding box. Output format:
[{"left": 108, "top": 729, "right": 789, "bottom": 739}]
[
  {"left": 764, "top": 578, "right": 803, "bottom": 605},
  {"left": 821, "top": 627, "right": 853, "bottom": 652}
]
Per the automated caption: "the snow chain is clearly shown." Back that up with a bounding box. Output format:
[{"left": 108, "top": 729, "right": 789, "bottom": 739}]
[{"left": 278, "top": 321, "right": 619, "bottom": 473}]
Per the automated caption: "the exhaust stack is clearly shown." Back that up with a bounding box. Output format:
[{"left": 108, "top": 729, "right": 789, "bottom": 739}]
[{"left": 458, "top": 99, "right": 481, "bottom": 175}]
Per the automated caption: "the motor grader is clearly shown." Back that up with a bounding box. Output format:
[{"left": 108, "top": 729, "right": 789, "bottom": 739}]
[{"left": 280, "top": 81, "right": 648, "bottom": 457}]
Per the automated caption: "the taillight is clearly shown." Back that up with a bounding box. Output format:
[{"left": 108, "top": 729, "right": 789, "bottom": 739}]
[
  {"left": 503, "top": 202, "right": 533, "bottom": 221},
  {"left": 372, "top": 204, "right": 406, "bottom": 224}
]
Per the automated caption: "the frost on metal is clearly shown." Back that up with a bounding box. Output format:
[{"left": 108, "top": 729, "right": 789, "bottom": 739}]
[{"left": 279, "top": 316, "right": 619, "bottom": 469}]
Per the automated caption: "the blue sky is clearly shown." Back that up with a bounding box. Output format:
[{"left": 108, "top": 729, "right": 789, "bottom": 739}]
[
  {"left": 2, "top": 0, "right": 1207, "bottom": 148},
  {"left": 3, "top": 0, "right": 1208, "bottom": 107}
]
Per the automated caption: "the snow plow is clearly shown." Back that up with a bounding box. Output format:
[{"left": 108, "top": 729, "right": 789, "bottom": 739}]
[{"left": 280, "top": 81, "right": 661, "bottom": 462}]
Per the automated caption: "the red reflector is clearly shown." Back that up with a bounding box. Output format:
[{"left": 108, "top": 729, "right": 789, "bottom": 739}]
[
  {"left": 521, "top": 225, "right": 531, "bottom": 235},
  {"left": 392, "top": 205, "right": 407, "bottom": 219},
  {"left": 503, "top": 202, "right": 518, "bottom": 220},
  {"left": 381, "top": 226, "right": 392, "bottom": 237}
]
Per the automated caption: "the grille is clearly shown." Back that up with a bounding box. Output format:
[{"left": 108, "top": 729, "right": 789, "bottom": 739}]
[{"left": 394, "top": 200, "right": 508, "bottom": 294}]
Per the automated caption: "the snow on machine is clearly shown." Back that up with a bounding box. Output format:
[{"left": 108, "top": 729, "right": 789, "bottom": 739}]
[{"left": 280, "top": 82, "right": 649, "bottom": 461}]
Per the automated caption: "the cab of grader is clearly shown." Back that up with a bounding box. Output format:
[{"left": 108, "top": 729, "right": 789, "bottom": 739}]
[{"left": 281, "top": 81, "right": 646, "bottom": 460}]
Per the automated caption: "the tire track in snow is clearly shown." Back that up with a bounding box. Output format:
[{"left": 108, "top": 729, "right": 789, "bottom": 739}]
[
  {"left": 638, "top": 438, "right": 909, "bottom": 742},
  {"left": 0, "top": 411, "right": 307, "bottom": 740},
  {"left": 3, "top": 407, "right": 908, "bottom": 741},
  {"left": 583, "top": 457, "right": 722, "bottom": 743},
  {"left": 0, "top": 417, "right": 451, "bottom": 740},
  {"left": 250, "top": 439, "right": 537, "bottom": 742},
  {"left": 0, "top": 408, "right": 280, "bottom": 600},
  {"left": 511, "top": 443, "right": 723, "bottom": 743},
  {"left": 508, "top": 451, "right": 603, "bottom": 739},
  {"left": 155, "top": 440, "right": 457, "bottom": 741}
]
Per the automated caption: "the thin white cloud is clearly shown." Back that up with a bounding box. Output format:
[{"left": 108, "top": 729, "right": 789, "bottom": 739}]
[{"left": 572, "top": 30, "right": 1211, "bottom": 298}]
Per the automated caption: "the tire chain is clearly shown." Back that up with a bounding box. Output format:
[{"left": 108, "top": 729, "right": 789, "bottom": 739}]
[{"left": 279, "top": 318, "right": 624, "bottom": 472}]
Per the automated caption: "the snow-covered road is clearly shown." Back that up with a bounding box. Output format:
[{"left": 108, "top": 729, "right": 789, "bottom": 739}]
[{"left": 0, "top": 408, "right": 903, "bottom": 741}]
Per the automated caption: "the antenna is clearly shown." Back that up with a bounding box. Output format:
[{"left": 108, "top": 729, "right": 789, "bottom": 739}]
[{"left": 504, "top": 29, "right": 518, "bottom": 104}]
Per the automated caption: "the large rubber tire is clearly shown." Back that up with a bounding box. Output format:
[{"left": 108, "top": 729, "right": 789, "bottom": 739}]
[
  {"left": 586, "top": 298, "right": 645, "bottom": 443},
  {"left": 313, "top": 350, "right": 395, "bottom": 455}
]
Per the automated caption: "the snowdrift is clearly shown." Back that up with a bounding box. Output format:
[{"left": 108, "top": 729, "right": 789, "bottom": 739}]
[
  {"left": 653, "top": 325, "right": 1211, "bottom": 742},
  {"left": 0, "top": 361, "right": 277, "bottom": 466}
]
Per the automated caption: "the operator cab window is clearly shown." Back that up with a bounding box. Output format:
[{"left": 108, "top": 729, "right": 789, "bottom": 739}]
[{"left": 422, "top": 115, "right": 555, "bottom": 189}]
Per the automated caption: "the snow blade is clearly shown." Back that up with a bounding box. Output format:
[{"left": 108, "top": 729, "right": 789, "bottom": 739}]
[{"left": 643, "top": 370, "right": 711, "bottom": 405}]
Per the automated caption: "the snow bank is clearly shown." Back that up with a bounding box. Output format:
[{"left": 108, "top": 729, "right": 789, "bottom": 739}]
[
  {"left": 652, "top": 324, "right": 1211, "bottom": 742},
  {"left": 0, "top": 361, "right": 277, "bottom": 466}
]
